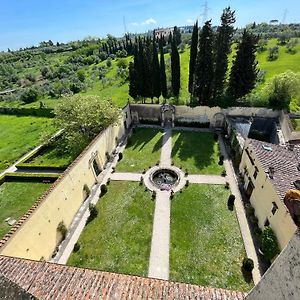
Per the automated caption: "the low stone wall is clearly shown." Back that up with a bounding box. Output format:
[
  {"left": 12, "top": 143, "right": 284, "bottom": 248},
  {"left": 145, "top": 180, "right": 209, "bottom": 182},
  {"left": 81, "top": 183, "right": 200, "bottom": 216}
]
[{"left": 0, "top": 104, "right": 131, "bottom": 261}]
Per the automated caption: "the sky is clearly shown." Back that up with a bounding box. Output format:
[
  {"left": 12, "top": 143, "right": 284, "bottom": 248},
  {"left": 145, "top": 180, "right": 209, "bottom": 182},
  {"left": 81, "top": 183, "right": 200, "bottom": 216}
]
[{"left": 0, "top": 0, "right": 299, "bottom": 51}]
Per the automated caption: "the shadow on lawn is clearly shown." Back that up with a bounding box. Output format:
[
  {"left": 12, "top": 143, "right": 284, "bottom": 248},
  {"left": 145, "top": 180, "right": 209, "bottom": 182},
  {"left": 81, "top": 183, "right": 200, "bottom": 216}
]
[
  {"left": 171, "top": 131, "right": 217, "bottom": 170},
  {"left": 130, "top": 128, "right": 163, "bottom": 154}
]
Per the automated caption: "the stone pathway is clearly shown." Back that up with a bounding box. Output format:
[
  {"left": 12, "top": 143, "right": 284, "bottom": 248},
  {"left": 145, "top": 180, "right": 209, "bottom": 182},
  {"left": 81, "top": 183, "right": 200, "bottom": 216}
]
[
  {"left": 160, "top": 128, "right": 172, "bottom": 166},
  {"left": 110, "top": 172, "right": 141, "bottom": 181},
  {"left": 148, "top": 191, "right": 170, "bottom": 280},
  {"left": 187, "top": 174, "right": 226, "bottom": 185},
  {"left": 219, "top": 135, "right": 262, "bottom": 285}
]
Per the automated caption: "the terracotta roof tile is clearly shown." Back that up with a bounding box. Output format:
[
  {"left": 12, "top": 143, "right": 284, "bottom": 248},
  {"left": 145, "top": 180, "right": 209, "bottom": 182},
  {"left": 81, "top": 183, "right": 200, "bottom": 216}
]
[
  {"left": 0, "top": 255, "right": 246, "bottom": 300},
  {"left": 248, "top": 139, "right": 300, "bottom": 200}
]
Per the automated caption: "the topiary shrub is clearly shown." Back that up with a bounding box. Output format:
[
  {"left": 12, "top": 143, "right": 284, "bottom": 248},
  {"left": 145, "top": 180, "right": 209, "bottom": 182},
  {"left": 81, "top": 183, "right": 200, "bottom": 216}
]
[
  {"left": 57, "top": 221, "right": 67, "bottom": 240},
  {"left": 87, "top": 203, "right": 98, "bottom": 224},
  {"left": 185, "top": 169, "right": 189, "bottom": 176},
  {"left": 106, "top": 178, "right": 111, "bottom": 185},
  {"left": 261, "top": 227, "right": 280, "bottom": 261},
  {"left": 73, "top": 242, "right": 80, "bottom": 253},
  {"left": 185, "top": 180, "right": 189, "bottom": 187},
  {"left": 225, "top": 182, "right": 230, "bottom": 189},
  {"left": 100, "top": 184, "right": 107, "bottom": 195},
  {"left": 152, "top": 191, "right": 156, "bottom": 199},
  {"left": 83, "top": 184, "right": 90, "bottom": 198},
  {"left": 118, "top": 152, "right": 123, "bottom": 161},
  {"left": 218, "top": 155, "right": 224, "bottom": 165},
  {"left": 242, "top": 257, "right": 254, "bottom": 272},
  {"left": 221, "top": 170, "right": 227, "bottom": 177},
  {"left": 228, "top": 194, "right": 235, "bottom": 206},
  {"left": 140, "top": 176, "right": 144, "bottom": 186}
]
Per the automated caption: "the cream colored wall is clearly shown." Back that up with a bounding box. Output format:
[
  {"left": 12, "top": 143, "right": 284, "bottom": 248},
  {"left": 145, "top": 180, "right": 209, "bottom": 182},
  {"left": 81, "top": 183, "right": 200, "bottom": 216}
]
[
  {"left": 240, "top": 141, "right": 297, "bottom": 250},
  {"left": 0, "top": 108, "right": 129, "bottom": 261}
]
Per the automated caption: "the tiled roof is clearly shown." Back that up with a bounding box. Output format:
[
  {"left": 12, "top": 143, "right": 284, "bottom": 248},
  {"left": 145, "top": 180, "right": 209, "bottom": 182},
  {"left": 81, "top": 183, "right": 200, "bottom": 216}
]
[
  {"left": 248, "top": 139, "right": 300, "bottom": 200},
  {"left": 0, "top": 255, "right": 246, "bottom": 300}
]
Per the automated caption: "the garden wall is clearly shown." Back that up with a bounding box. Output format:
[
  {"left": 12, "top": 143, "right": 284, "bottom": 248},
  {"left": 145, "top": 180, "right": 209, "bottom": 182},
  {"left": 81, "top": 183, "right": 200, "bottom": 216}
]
[
  {"left": 129, "top": 104, "right": 281, "bottom": 126},
  {"left": 0, "top": 104, "right": 131, "bottom": 261}
]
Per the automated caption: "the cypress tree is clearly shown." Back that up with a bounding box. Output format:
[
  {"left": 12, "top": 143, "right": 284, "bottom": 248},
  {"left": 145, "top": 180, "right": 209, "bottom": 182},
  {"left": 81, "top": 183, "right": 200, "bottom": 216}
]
[
  {"left": 129, "top": 62, "right": 138, "bottom": 100},
  {"left": 137, "top": 40, "right": 145, "bottom": 100},
  {"left": 142, "top": 38, "right": 153, "bottom": 100},
  {"left": 194, "top": 20, "right": 214, "bottom": 105},
  {"left": 173, "top": 26, "right": 182, "bottom": 46},
  {"left": 159, "top": 40, "right": 168, "bottom": 99},
  {"left": 188, "top": 21, "right": 198, "bottom": 94},
  {"left": 152, "top": 39, "right": 161, "bottom": 100},
  {"left": 171, "top": 36, "right": 181, "bottom": 97},
  {"left": 228, "top": 29, "right": 259, "bottom": 101},
  {"left": 213, "top": 7, "right": 236, "bottom": 98}
]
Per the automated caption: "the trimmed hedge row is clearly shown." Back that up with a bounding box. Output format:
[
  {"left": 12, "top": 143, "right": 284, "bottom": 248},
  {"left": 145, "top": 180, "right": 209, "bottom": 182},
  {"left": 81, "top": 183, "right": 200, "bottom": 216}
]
[
  {"left": 0, "top": 172, "right": 59, "bottom": 185},
  {"left": 174, "top": 120, "right": 210, "bottom": 128},
  {"left": 0, "top": 107, "right": 54, "bottom": 118}
]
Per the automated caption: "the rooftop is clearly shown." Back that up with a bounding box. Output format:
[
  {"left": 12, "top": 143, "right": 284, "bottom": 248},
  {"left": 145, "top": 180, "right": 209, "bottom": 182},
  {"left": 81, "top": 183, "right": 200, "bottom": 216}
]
[
  {"left": 0, "top": 255, "right": 246, "bottom": 300},
  {"left": 248, "top": 139, "right": 300, "bottom": 200}
]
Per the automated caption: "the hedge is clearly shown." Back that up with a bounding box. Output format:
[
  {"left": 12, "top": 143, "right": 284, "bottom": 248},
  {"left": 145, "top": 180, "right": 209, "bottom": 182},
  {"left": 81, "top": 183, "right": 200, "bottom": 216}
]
[
  {"left": 174, "top": 120, "right": 210, "bottom": 128},
  {"left": 1, "top": 172, "right": 59, "bottom": 184},
  {"left": 0, "top": 107, "right": 54, "bottom": 118}
]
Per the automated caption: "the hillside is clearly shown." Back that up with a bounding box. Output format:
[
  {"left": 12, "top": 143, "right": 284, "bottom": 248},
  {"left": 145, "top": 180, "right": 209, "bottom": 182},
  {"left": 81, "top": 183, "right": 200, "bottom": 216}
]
[{"left": 0, "top": 38, "right": 299, "bottom": 110}]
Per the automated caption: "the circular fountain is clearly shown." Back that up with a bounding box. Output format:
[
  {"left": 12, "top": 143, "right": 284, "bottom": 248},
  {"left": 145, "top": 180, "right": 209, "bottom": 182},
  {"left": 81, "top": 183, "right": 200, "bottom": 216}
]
[{"left": 151, "top": 169, "right": 179, "bottom": 190}]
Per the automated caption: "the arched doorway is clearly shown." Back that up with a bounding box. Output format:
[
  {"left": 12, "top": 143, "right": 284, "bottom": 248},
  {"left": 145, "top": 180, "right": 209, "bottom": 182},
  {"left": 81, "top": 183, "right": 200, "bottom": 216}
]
[
  {"left": 212, "top": 113, "right": 226, "bottom": 128},
  {"left": 160, "top": 104, "right": 175, "bottom": 128}
]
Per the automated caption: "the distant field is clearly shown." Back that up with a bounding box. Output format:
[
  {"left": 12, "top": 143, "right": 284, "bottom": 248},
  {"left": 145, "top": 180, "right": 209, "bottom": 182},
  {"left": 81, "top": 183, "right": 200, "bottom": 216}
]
[
  {"left": 0, "top": 181, "right": 51, "bottom": 238},
  {"left": 0, "top": 115, "right": 55, "bottom": 172}
]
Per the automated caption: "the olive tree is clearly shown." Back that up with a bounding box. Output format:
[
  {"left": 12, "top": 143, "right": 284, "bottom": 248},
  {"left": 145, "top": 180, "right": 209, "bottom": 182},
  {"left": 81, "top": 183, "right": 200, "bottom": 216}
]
[{"left": 54, "top": 95, "right": 121, "bottom": 153}]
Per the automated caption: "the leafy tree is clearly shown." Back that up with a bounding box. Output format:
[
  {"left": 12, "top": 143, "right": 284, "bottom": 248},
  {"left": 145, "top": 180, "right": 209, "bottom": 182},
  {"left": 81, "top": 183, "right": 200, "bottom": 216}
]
[
  {"left": 188, "top": 21, "right": 198, "bottom": 94},
  {"left": 261, "top": 227, "right": 280, "bottom": 261},
  {"left": 159, "top": 40, "right": 168, "bottom": 99},
  {"left": 213, "top": 7, "right": 236, "bottom": 98},
  {"left": 171, "top": 36, "right": 180, "bottom": 97},
  {"left": 228, "top": 29, "right": 259, "bottom": 101},
  {"left": 77, "top": 69, "right": 86, "bottom": 82},
  {"left": 21, "top": 88, "right": 39, "bottom": 103},
  {"left": 54, "top": 95, "right": 120, "bottom": 152},
  {"left": 116, "top": 58, "right": 128, "bottom": 69},
  {"left": 267, "top": 46, "right": 279, "bottom": 61},
  {"left": 194, "top": 20, "right": 214, "bottom": 105},
  {"left": 152, "top": 39, "right": 161, "bottom": 100},
  {"left": 106, "top": 57, "right": 112, "bottom": 68},
  {"left": 266, "top": 71, "right": 300, "bottom": 110}
]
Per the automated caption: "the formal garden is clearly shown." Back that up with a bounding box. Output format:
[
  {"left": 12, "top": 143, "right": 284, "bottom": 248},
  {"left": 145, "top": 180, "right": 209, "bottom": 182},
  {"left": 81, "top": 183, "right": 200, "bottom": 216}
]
[{"left": 66, "top": 127, "right": 253, "bottom": 291}]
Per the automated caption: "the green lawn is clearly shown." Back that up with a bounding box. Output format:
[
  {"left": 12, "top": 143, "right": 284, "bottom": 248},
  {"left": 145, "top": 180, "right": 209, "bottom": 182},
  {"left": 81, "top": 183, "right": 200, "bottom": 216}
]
[
  {"left": 0, "top": 115, "right": 56, "bottom": 172},
  {"left": 172, "top": 131, "right": 224, "bottom": 175},
  {"left": 68, "top": 181, "right": 154, "bottom": 277},
  {"left": 291, "top": 118, "right": 300, "bottom": 131},
  {"left": 170, "top": 184, "right": 253, "bottom": 291},
  {"left": 25, "top": 139, "right": 76, "bottom": 168},
  {"left": 0, "top": 181, "right": 51, "bottom": 238},
  {"left": 116, "top": 128, "right": 162, "bottom": 172}
]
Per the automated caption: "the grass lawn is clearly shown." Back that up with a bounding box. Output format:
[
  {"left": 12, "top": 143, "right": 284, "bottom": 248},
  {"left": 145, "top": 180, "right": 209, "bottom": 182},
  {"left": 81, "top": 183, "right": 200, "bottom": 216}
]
[
  {"left": 116, "top": 128, "right": 162, "bottom": 172},
  {"left": 25, "top": 139, "right": 76, "bottom": 168},
  {"left": 68, "top": 181, "right": 154, "bottom": 277},
  {"left": 172, "top": 131, "right": 224, "bottom": 175},
  {"left": 291, "top": 118, "right": 300, "bottom": 131},
  {"left": 0, "top": 115, "right": 56, "bottom": 172},
  {"left": 170, "top": 184, "right": 253, "bottom": 292},
  {"left": 0, "top": 181, "right": 51, "bottom": 239}
]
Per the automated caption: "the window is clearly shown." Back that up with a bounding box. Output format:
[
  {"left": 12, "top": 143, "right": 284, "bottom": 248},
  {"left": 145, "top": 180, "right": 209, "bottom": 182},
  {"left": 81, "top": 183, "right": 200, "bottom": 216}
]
[
  {"left": 253, "top": 167, "right": 258, "bottom": 179},
  {"left": 271, "top": 202, "right": 278, "bottom": 215},
  {"left": 92, "top": 159, "right": 101, "bottom": 177},
  {"left": 264, "top": 219, "right": 270, "bottom": 227}
]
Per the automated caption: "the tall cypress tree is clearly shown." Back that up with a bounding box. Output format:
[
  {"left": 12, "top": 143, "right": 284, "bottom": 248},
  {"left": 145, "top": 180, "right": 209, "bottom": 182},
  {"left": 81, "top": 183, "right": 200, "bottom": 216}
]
[
  {"left": 128, "top": 62, "right": 138, "bottom": 100},
  {"left": 171, "top": 36, "right": 181, "bottom": 97},
  {"left": 194, "top": 20, "right": 214, "bottom": 105},
  {"left": 159, "top": 40, "right": 168, "bottom": 99},
  {"left": 152, "top": 39, "right": 161, "bottom": 100},
  {"left": 228, "top": 29, "right": 259, "bottom": 100},
  {"left": 173, "top": 26, "right": 182, "bottom": 46},
  {"left": 188, "top": 21, "right": 198, "bottom": 94},
  {"left": 213, "top": 7, "right": 236, "bottom": 98},
  {"left": 142, "top": 38, "right": 153, "bottom": 100}
]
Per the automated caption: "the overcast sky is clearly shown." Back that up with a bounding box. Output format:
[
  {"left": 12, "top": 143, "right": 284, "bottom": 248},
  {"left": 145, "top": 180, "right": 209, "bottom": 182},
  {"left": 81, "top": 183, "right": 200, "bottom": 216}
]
[{"left": 0, "top": 0, "right": 299, "bottom": 50}]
